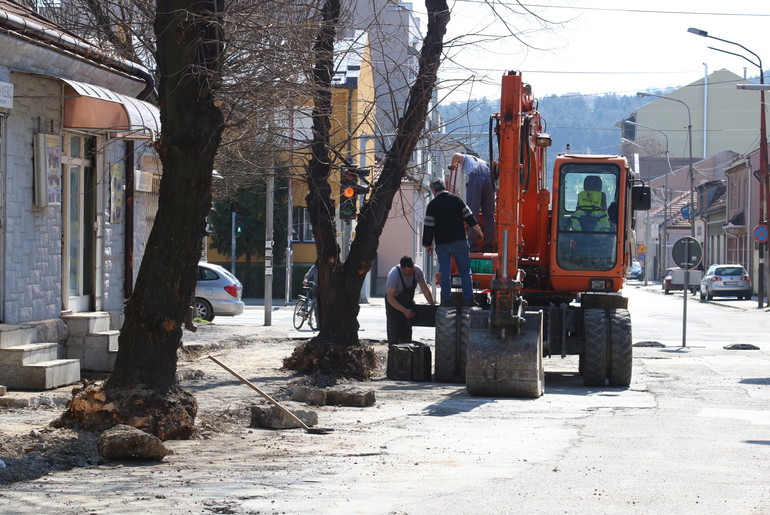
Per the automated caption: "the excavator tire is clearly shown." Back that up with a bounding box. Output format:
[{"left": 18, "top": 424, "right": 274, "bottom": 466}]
[
  {"left": 583, "top": 308, "right": 608, "bottom": 386},
  {"left": 434, "top": 306, "right": 469, "bottom": 383},
  {"left": 466, "top": 310, "right": 544, "bottom": 398},
  {"left": 608, "top": 308, "right": 633, "bottom": 386}
]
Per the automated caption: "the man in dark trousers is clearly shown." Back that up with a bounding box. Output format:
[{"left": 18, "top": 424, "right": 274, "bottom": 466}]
[
  {"left": 385, "top": 256, "right": 435, "bottom": 346},
  {"left": 422, "top": 179, "right": 483, "bottom": 307}
]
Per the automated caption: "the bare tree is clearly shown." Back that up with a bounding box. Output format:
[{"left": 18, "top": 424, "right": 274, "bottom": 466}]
[
  {"left": 285, "top": 0, "right": 450, "bottom": 376},
  {"left": 58, "top": 0, "right": 227, "bottom": 439}
]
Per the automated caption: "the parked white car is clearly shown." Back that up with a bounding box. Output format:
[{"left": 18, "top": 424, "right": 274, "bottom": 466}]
[
  {"left": 700, "top": 264, "right": 752, "bottom": 301},
  {"left": 195, "top": 262, "right": 245, "bottom": 321}
]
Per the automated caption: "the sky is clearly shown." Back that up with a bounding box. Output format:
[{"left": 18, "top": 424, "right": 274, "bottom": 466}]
[{"left": 428, "top": 1, "right": 770, "bottom": 102}]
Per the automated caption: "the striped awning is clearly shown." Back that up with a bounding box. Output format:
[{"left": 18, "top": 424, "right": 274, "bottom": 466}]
[{"left": 57, "top": 77, "right": 160, "bottom": 140}]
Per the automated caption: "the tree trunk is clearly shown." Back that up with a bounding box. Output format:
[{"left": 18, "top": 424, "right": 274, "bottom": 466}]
[
  {"left": 294, "top": 0, "right": 449, "bottom": 363},
  {"left": 107, "top": 0, "right": 226, "bottom": 392}
]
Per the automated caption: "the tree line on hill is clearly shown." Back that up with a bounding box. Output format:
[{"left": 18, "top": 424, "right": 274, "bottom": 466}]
[{"left": 437, "top": 91, "right": 651, "bottom": 175}]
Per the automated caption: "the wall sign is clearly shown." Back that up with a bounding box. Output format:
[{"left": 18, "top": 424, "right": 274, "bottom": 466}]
[
  {"left": 33, "top": 133, "right": 61, "bottom": 207},
  {"left": 0, "top": 81, "right": 13, "bottom": 109}
]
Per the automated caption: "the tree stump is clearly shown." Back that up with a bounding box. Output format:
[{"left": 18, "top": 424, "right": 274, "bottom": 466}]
[
  {"left": 283, "top": 340, "right": 377, "bottom": 380},
  {"left": 54, "top": 381, "right": 197, "bottom": 441}
]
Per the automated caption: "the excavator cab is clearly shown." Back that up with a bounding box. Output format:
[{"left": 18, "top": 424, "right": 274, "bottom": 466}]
[{"left": 555, "top": 163, "right": 619, "bottom": 274}]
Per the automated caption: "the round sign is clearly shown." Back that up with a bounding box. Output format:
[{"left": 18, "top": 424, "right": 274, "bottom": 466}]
[
  {"left": 671, "top": 236, "right": 702, "bottom": 270},
  {"left": 754, "top": 224, "right": 769, "bottom": 242}
]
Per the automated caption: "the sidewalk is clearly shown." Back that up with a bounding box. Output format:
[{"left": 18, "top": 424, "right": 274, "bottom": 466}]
[{"left": 625, "top": 279, "right": 770, "bottom": 312}]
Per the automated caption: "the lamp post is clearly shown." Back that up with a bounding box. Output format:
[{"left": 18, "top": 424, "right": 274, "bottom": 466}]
[
  {"left": 636, "top": 92, "right": 695, "bottom": 348},
  {"left": 636, "top": 92, "right": 695, "bottom": 239},
  {"left": 689, "top": 27, "right": 767, "bottom": 308},
  {"left": 622, "top": 121, "right": 674, "bottom": 284}
]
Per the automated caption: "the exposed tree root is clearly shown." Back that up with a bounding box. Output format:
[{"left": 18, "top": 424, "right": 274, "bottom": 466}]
[
  {"left": 53, "top": 380, "right": 198, "bottom": 441},
  {"left": 283, "top": 339, "right": 377, "bottom": 381}
]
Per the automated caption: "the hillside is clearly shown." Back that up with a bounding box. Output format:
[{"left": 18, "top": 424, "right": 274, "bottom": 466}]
[{"left": 437, "top": 92, "right": 650, "bottom": 174}]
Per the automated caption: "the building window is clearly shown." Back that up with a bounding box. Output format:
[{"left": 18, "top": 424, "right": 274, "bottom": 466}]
[{"left": 292, "top": 207, "right": 314, "bottom": 243}]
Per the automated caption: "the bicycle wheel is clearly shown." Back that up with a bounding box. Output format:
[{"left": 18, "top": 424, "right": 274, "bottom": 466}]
[
  {"left": 293, "top": 298, "right": 307, "bottom": 329},
  {"left": 307, "top": 301, "right": 318, "bottom": 331}
]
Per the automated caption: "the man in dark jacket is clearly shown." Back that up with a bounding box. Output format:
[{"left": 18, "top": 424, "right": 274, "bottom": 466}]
[{"left": 422, "top": 179, "right": 483, "bottom": 307}]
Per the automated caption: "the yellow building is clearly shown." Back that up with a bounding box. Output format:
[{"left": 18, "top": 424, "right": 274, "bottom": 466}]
[
  {"left": 206, "top": 32, "right": 376, "bottom": 297},
  {"left": 289, "top": 30, "right": 377, "bottom": 270}
]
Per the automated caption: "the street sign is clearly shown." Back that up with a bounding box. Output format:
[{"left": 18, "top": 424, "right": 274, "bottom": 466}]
[
  {"left": 638, "top": 252, "right": 646, "bottom": 262},
  {"left": 754, "top": 224, "right": 769, "bottom": 242},
  {"left": 671, "top": 236, "right": 702, "bottom": 270},
  {"left": 637, "top": 243, "right": 647, "bottom": 254}
]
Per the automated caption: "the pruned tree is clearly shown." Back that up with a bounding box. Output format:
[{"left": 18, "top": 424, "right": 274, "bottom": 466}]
[
  {"left": 284, "top": 0, "right": 450, "bottom": 376},
  {"left": 60, "top": 0, "right": 227, "bottom": 439}
]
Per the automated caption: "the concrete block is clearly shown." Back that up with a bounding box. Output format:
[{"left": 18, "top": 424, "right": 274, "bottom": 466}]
[
  {"left": 250, "top": 404, "right": 318, "bottom": 429},
  {"left": 0, "top": 342, "right": 58, "bottom": 365},
  {"left": 32, "top": 318, "right": 70, "bottom": 344},
  {"left": 291, "top": 386, "right": 328, "bottom": 406},
  {"left": 0, "top": 396, "right": 29, "bottom": 408},
  {"left": 62, "top": 313, "right": 110, "bottom": 336},
  {"left": 81, "top": 349, "right": 114, "bottom": 372},
  {"left": 86, "top": 331, "right": 119, "bottom": 352},
  {"left": 326, "top": 386, "right": 376, "bottom": 407},
  {"left": 0, "top": 325, "right": 36, "bottom": 349},
  {"left": 6, "top": 359, "right": 81, "bottom": 390},
  {"left": 0, "top": 385, "right": 6, "bottom": 396}
]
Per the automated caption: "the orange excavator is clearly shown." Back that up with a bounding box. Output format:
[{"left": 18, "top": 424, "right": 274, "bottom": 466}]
[{"left": 435, "top": 71, "right": 651, "bottom": 397}]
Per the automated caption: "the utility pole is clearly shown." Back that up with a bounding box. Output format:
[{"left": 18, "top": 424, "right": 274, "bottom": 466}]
[
  {"left": 264, "top": 173, "right": 274, "bottom": 326},
  {"left": 231, "top": 210, "right": 236, "bottom": 275},
  {"left": 285, "top": 177, "right": 293, "bottom": 304}
]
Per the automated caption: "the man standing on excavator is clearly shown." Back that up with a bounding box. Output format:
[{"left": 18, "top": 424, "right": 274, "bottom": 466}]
[
  {"left": 422, "top": 179, "right": 483, "bottom": 307},
  {"left": 448, "top": 152, "right": 495, "bottom": 251}
]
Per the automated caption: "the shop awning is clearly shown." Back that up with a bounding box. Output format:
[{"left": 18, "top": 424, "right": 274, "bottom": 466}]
[{"left": 58, "top": 78, "right": 160, "bottom": 140}]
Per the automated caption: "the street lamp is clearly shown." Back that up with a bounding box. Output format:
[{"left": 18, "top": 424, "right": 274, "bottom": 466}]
[
  {"left": 636, "top": 92, "right": 696, "bottom": 239},
  {"left": 622, "top": 120, "right": 674, "bottom": 284},
  {"left": 689, "top": 27, "right": 768, "bottom": 308},
  {"left": 636, "top": 92, "right": 696, "bottom": 348},
  {"left": 690, "top": 29, "right": 767, "bottom": 305}
]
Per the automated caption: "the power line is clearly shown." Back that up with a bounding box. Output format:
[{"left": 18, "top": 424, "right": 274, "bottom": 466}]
[{"left": 451, "top": 3, "right": 770, "bottom": 17}]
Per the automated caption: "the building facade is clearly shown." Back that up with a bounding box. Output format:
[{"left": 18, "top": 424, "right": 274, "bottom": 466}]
[{"left": 0, "top": 2, "right": 161, "bottom": 389}]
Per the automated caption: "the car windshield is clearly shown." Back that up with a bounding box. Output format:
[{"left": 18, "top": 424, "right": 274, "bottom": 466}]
[{"left": 715, "top": 267, "right": 744, "bottom": 276}]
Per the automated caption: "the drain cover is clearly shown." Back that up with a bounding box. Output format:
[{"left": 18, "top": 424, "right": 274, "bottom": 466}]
[
  {"left": 633, "top": 341, "right": 665, "bottom": 348},
  {"left": 723, "top": 343, "right": 760, "bottom": 350}
]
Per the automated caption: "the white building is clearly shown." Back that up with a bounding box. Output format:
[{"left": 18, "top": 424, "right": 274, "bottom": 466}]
[{"left": 0, "top": 2, "right": 161, "bottom": 389}]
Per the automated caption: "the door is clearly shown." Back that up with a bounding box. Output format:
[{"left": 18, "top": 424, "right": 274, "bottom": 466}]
[{"left": 62, "top": 134, "right": 95, "bottom": 313}]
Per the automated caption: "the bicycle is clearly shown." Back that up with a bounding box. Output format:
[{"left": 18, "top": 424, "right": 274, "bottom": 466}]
[{"left": 293, "top": 282, "right": 317, "bottom": 330}]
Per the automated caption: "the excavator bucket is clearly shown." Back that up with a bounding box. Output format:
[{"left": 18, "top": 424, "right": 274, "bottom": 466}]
[{"left": 466, "top": 310, "right": 544, "bottom": 398}]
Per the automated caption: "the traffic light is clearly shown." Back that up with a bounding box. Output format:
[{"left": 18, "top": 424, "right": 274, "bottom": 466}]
[
  {"left": 340, "top": 168, "right": 359, "bottom": 220},
  {"left": 235, "top": 214, "right": 244, "bottom": 236}
]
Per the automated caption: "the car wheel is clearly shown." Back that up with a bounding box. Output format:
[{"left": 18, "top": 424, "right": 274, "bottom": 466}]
[
  {"left": 705, "top": 289, "right": 713, "bottom": 301},
  {"left": 195, "top": 298, "right": 215, "bottom": 322},
  {"left": 664, "top": 288, "right": 670, "bottom": 295},
  {"left": 699, "top": 288, "right": 706, "bottom": 301}
]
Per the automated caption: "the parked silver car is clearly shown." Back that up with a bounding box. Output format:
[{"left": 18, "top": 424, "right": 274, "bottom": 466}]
[
  {"left": 699, "top": 264, "right": 752, "bottom": 301},
  {"left": 195, "top": 262, "right": 245, "bottom": 321}
]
